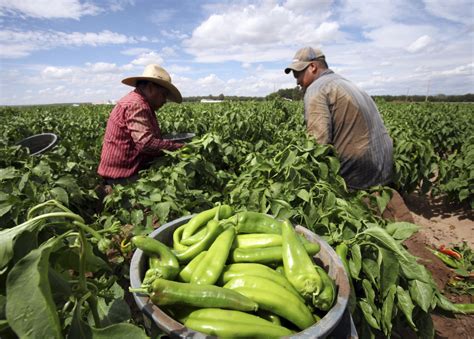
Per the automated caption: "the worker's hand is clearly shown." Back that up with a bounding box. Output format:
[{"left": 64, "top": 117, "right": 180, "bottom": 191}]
[{"left": 173, "top": 142, "right": 185, "bottom": 150}]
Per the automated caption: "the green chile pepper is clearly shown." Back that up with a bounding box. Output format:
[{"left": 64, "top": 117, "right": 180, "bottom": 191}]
[
  {"left": 184, "top": 308, "right": 293, "bottom": 337},
  {"left": 224, "top": 275, "right": 315, "bottom": 330},
  {"left": 335, "top": 243, "right": 356, "bottom": 313},
  {"left": 426, "top": 247, "right": 462, "bottom": 269},
  {"left": 172, "top": 224, "right": 189, "bottom": 252},
  {"left": 131, "top": 235, "right": 180, "bottom": 280},
  {"left": 256, "top": 310, "right": 282, "bottom": 326},
  {"left": 174, "top": 219, "right": 223, "bottom": 263},
  {"left": 281, "top": 219, "right": 322, "bottom": 301},
  {"left": 234, "top": 233, "right": 283, "bottom": 248},
  {"left": 142, "top": 266, "right": 179, "bottom": 287},
  {"left": 191, "top": 227, "right": 236, "bottom": 285},
  {"left": 130, "top": 278, "right": 258, "bottom": 312},
  {"left": 313, "top": 265, "right": 336, "bottom": 311},
  {"left": 219, "top": 263, "right": 303, "bottom": 301},
  {"left": 230, "top": 242, "right": 320, "bottom": 265},
  {"left": 182, "top": 205, "right": 233, "bottom": 240},
  {"left": 181, "top": 227, "right": 207, "bottom": 246},
  {"left": 178, "top": 250, "right": 207, "bottom": 282},
  {"left": 228, "top": 211, "right": 283, "bottom": 234},
  {"left": 454, "top": 303, "right": 474, "bottom": 313}
]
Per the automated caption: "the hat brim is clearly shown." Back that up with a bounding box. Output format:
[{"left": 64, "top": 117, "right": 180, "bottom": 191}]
[
  {"left": 284, "top": 61, "right": 312, "bottom": 74},
  {"left": 122, "top": 76, "right": 183, "bottom": 103}
]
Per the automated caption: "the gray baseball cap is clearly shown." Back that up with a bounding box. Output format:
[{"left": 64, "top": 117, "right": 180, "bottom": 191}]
[{"left": 284, "top": 47, "right": 325, "bottom": 74}]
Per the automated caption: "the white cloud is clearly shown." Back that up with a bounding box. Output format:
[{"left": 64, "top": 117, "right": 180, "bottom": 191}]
[
  {"left": 167, "top": 64, "right": 191, "bottom": 73},
  {"left": 0, "top": 0, "right": 100, "bottom": 19},
  {"left": 284, "top": 0, "right": 332, "bottom": 15},
  {"left": 337, "top": 0, "right": 419, "bottom": 29},
  {"left": 363, "top": 24, "right": 437, "bottom": 50},
  {"left": 41, "top": 66, "right": 74, "bottom": 79},
  {"left": 407, "top": 35, "right": 434, "bottom": 53},
  {"left": 107, "top": 0, "right": 135, "bottom": 12},
  {"left": 130, "top": 52, "right": 164, "bottom": 66},
  {"left": 149, "top": 8, "right": 176, "bottom": 25},
  {"left": 85, "top": 62, "right": 120, "bottom": 73},
  {"left": 437, "top": 63, "right": 473, "bottom": 77},
  {"left": 0, "top": 29, "right": 137, "bottom": 58},
  {"left": 183, "top": 2, "right": 342, "bottom": 63},
  {"left": 121, "top": 47, "right": 153, "bottom": 56},
  {"left": 423, "top": 0, "right": 473, "bottom": 25},
  {"left": 160, "top": 29, "right": 189, "bottom": 40}
]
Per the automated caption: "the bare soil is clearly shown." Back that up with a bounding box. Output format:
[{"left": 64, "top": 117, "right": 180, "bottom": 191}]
[{"left": 402, "top": 193, "right": 474, "bottom": 339}]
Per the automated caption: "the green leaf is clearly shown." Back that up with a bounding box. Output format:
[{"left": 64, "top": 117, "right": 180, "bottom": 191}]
[
  {"left": 381, "top": 285, "right": 396, "bottom": 336},
  {"left": 152, "top": 202, "right": 171, "bottom": 224},
  {"left": 385, "top": 222, "right": 420, "bottom": 241},
  {"left": 0, "top": 167, "right": 17, "bottom": 180},
  {"left": 435, "top": 292, "right": 464, "bottom": 313},
  {"left": 68, "top": 301, "right": 92, "bottom": 339},
  {"left": 91, "top": 323, "right": 148, "bottom": 339},
  {"left": 399, "top": 256, "right": 432, "bottom": 284},
  {"left": 375, "top": 190, "right": 391, "bottom": 214},
  {"left": 396, "top": 285, "right": 417, "bottom": 330},
  {"left": 6, "top": 237, "right": 62, "bottom": 339},
  {"left": 362, "top": 258, "right": 380, "bottom": 287},
  {"left": 131, "top": 209, "right": 144, "bottom": 226},
  {"left": 0, "top": 219, "right": 43, "bottom": 270},
  {"left": 362, "top": 226, "right": 409, "bottom": 261},
  {"left": 0, "top": 294, "right": 6, "bottom": 319},
  {"left": 359, "top": 300, "right": 381, "bottom": 330},
  {"left": 50, "top": 187, "right": 69, "bottom": 206},
  {"left": 92, "top": 298, "right": 131, "bottom": 327},
  {"left": 414, "top": 310, "right": 434, "bottom": 339},
  {"left": 297, "top": 189, "right": 310, "bottom": 202},
  {"left": 379, "top": 248, "right": 399, "bottom": 297},
  {"left": 0, "top": 202, "right": 13, "bottom": 218},
  {"left": 409, "top": 280, "right": 434, "bottom": 312},
  {"left": 348, "top": 243, "right": 362, "bottom": 279}
]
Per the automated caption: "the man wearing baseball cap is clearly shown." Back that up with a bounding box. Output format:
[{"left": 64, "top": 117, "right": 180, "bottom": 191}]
[
  {"left": 98, "top": 64, "right": 184, "bottom": 185},
  {"left": 285, "top": 47, "right": 393, "bottom": 191}
]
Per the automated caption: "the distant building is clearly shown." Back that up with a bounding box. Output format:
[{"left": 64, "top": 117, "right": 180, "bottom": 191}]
[{"left": 200, "top": 99, "right": 224, "bottom": 103}]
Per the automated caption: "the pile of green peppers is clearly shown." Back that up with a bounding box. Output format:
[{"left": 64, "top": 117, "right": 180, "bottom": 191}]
[{"left": 130, "top": 205, "right": 337, "bottom": 337}]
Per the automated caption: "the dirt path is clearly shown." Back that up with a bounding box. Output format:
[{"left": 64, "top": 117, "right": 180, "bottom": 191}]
[{"left": 402, "top": 193, "right": 474, "bottom": 339}]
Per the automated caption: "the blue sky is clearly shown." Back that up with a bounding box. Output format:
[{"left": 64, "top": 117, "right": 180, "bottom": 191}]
[{"left": 0, "top": 0, "right": 472, "bottom": 105}]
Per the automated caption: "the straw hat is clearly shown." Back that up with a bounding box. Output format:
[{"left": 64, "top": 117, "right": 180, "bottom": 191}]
[{"left": 122, "top": 64, "right": 182, "bottom": 103}]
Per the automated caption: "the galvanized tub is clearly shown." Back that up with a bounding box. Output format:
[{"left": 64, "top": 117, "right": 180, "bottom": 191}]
[{"left": 130, "top": 215, "right": 352, "bottom": 338}]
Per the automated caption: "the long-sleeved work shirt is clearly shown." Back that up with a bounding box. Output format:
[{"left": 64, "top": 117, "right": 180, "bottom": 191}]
[
  {"left": 304, "top": 69, "right": 393, "bottom": 190},
  {"left": 98, "top": 89, "right": 181, "bottom": 179}
]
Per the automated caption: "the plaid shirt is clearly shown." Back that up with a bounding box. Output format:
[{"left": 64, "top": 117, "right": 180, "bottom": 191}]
[
  {"left": 98, "top": 89, "right": 181, "bottom": 179},
  {"left": 304, "top": 69, "right": 393, "bottom": 190}
]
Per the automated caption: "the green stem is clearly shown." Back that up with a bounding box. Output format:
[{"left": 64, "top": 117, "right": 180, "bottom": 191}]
[
  {"left": 73, "top": 220, "right": 102, "bottom": 240},
  {"left": 77, "top": 229, "right": 101, "bottom": 328},
  {"left": 129, "top": 287, "right": 149, "bottom": 294},
  {"left": 28, "top": 211, "right": 85, "bottom": 225},
  {"left": 87, "top": 295, "right": 101, "bottom": 328},
  {"left": 455, "top": 303, "right": 474, "bottom": 313},
  {"left": 27, "top": 199, "right": 75, "bottom": 219},
  {"left": 78, "top": 229, "right": 88, "bottom": 291}
]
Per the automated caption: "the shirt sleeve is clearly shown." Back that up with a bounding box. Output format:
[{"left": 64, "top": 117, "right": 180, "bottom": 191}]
[
  {"left": 127, "top": 104, "right": 182, "bottom": 155},
  {"left": 305, "top": 87, "right": 332, "bottom": 145}
]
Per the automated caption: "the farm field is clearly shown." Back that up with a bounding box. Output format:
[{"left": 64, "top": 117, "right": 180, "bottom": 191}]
[{"left": 0, "top": 100, "right": 473, "bottom": 338}]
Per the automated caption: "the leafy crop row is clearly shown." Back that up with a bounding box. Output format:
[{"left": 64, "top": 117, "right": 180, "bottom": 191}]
[{"left": 0, "top": 100, "right": 472, "bottom": 338}]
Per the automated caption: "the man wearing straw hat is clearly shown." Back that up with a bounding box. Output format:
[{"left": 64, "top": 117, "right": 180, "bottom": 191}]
[{"left": 98, "top": 64, "right": 184, "bottom": 185}]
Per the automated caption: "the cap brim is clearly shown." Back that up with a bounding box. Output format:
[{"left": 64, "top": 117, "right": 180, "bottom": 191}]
[
  {"left": 284, "top": 61, "right": 311, "bottom": 74},
  {"left": 122, "top": 76, "right": 183, "bottom": 103}
]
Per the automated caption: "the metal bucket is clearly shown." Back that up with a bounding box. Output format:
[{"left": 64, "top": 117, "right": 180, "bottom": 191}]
[
  {"left": 130, "top": 215, "right": 352, "bottom": 338},
  {"left": 16, "top": 133, "right": 58, "bottom": 156}
]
